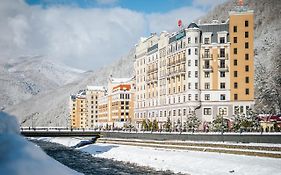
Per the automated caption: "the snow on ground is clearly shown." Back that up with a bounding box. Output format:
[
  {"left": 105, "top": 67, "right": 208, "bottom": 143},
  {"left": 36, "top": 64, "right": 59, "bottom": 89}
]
[
  {"left": 0, "top": 112, "right": 82, "bottom": 175},
  {"left": 35, "top": 137, "right": 83, "bottom": 147},
  {"left": 78, "top": 143, "right": 281, "bottom": 175},
  {"left": 44, "top": 137, "right": 281, "bottom": 175}
]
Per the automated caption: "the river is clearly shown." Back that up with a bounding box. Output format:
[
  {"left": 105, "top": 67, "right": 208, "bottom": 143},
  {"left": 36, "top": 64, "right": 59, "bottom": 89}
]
[{"left": 31, "top": 140, "right": 183, "bottom": 175}]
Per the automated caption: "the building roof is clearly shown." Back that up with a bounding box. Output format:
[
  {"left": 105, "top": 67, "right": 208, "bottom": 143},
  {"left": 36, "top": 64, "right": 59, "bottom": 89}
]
[
  {"left": 199, "top": 23, "right": 229, "bottom": 43},
  {"left": 110, "top": 77, "right": 133, "bottom": 84},
  {"left": 187, "top": 22, "right": 199, "bottom": 29},
  {"left": 86, "top": 85, "right": 105, "bottom": 91}
]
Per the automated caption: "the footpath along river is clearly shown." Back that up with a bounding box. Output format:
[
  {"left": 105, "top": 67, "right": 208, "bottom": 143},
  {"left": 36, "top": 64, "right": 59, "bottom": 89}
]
[{"left": 31, "top": 140, "right": 184, "bottom": 175}]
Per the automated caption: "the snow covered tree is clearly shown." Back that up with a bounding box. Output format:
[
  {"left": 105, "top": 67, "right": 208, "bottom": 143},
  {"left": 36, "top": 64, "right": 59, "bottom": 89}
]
[
  {"left": 212, "top": 115, "right": 228, "bottom": 132},
  {"left": 186, "top": 112, "right": 201, "bottom": 132}
]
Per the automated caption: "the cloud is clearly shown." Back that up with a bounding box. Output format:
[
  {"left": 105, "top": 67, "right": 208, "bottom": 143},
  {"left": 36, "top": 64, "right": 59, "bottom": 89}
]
[
  {"left": 0, "top": 0, "right": 225, "bottom": 70},
  {"left": 0, "top": 0, "right": 146, "bottom": 70},
  {"left": 147, "top": 6, "right": 205, "bottom": 33}
]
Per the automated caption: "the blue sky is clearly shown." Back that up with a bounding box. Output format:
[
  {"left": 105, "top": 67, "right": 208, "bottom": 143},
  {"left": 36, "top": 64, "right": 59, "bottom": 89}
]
[{"left": 26, "top": 0, "right": 197, "bottom": 13}]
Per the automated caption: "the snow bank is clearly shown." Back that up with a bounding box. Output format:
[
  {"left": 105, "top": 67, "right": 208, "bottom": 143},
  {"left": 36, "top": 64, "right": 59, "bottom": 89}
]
[
  {"left": 0, "top": 112, "right": 82, "bottom": 175},
  {"left": 78, "top": 143, "right": 281, "bottom": 175}
]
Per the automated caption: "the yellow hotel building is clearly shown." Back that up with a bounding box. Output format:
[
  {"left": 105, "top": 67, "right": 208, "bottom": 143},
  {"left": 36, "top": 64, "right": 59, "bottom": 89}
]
[
  {"left": 134, "top": 6, "right": 254, "bottom": 128},
  {"left": 70, "top": 86, "right": 106, "bottom": 129}
]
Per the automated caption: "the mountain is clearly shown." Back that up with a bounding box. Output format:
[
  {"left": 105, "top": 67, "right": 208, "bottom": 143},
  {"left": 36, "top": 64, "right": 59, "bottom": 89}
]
[
  {"left": 5, "top": 50, "right": 135, "bottom": 127},
  {"left": 0, "top": 55, "right": 84, "bottom": 110}
]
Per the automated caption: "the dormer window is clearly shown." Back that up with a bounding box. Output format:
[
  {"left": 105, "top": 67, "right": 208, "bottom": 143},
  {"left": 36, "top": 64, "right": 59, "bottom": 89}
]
[
  {"left": 204, "top": 37, "right": 210, "bottom": 44},
  {"left": 219, "top": 37, "right": 225, "bottom": 43}
]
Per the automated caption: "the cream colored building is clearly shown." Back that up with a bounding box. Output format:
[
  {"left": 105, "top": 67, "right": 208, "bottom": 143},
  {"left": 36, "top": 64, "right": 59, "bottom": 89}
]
[
  {"left": 97, "top": 76, "right": 135, "bottom": 129},
  {"left": 134, "top": 6, "right": 254, "bottom": 129}
]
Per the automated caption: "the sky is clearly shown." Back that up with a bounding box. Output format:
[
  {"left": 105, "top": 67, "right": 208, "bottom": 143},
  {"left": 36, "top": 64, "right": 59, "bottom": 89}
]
[{"left": 0, "top": 0, "right": 226, "bottom": 70}]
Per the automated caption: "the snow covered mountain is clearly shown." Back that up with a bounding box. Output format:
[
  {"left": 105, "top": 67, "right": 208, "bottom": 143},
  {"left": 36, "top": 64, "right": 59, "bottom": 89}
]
[
  {"left": 0, "top": 55, "right": 84, "bottom": 110},
  {"left": 5, "top": 50, "right": 135, "bottom": 127}
]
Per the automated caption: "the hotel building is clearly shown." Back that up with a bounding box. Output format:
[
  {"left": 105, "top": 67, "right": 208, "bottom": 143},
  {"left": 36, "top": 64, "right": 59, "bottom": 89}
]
[
  {"left": 98, "top": 76, "right": 135, "bottom": 129},
  {"left": 70, "top": 86, "right": 105, "bottom": 129},
  {"left": 134, "top": 6, "right": 254, "bottom": 129}
]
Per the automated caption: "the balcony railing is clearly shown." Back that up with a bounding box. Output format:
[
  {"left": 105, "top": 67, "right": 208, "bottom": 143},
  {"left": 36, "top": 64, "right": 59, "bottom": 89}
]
[
  {"left": 218, "top": 65, "right": 229, "bottom": 72},
  {"left": 203, "top": 65, "right": 213, "bottom": 72},
  {"left": 202, "top": 54, "right": 213, "bottom": 59},
  {"left": 218, "top": 53, "right": 229, "bottom": 60}
]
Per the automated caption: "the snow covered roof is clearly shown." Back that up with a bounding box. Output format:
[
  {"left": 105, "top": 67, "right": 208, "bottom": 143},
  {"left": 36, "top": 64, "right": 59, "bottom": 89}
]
[
  {"left": 86, "top": 85, "right": 105, "bottom": 91},
  {"left": 110, "top": 77, "right": 133, "bottom": 84}
]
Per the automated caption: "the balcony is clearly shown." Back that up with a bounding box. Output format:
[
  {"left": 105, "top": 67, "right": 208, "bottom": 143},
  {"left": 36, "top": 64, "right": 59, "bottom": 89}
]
[
  {"left": 203, "top": 65, "right": 213, "bottom": 72},
  {"left": 218, "top": 65, "right": 229, "bottom": 72},
  {"left": 218, "top": 53, "right": 229, "bottom": 60},
  {"left": 202, "top": 54, "right": 213, "bottom": 60}
]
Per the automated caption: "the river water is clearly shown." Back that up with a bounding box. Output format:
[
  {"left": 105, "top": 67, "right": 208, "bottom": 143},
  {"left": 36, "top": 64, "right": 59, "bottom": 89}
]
[{"left": 31, "top": 140, "right": 183, "bottom": 175}]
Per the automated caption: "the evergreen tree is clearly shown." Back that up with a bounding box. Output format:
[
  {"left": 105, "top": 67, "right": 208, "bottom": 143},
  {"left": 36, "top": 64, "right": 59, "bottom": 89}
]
[
  {"left": 152, "top": 119, "right": 159, "bottom": 132},
  {"left": 141, "top": 119, "right": 148, "bottom": 131},
  {"left": 165, "top": 117, "right": 172, "bottom": 132},
  {"left": 148, "top": 119, "right": 153, "bottom": 131},
  {"left": 186, "top": 112, "right": 201, "bottom": 132},
  {"left": 212, "top": 115, "right": 227, "bottom": 132}
]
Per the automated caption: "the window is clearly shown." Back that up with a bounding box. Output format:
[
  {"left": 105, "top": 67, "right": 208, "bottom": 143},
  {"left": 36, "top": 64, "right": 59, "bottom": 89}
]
[
  {"left": 245, "top": 88, "right": 249, "bottom": 95},
  {"left": 188, "top": 37, "right": 191, "bottom": 44},
  {"left": 234, "top": 37, "right": 237, "bottom": 43},
  {"left": 220, "top": 72, "right": 225, "bottom": 77},
  {"left": 195, "top": 37, "right": 198, "bottom": 43},
  {"left": 220, "top": 83, "right": 225, "bottom": 89},
  {"left": 234, "top": 94, "right": 238, "bottom": 100},
  {"left": 234, "top": 82, "right": 238, "bottom": 89},
  {"left": 220, "top": 94, "right": 226, "bottom": 100},
  {"left": 234, "top": 71, "right": 238, "bottom": 77},
  {"left": 188, "top": 71, "right": 191, "bottom": 78},
  {"left": 220, "top": 48, "right": 225, "bottom": 57},
  {"left": 245, "top": 42, "right": 249, "bottom": 49},
  {"left": 195, "top": 48, "right": 198, "bottom": 55},
  {"left": 233, "top": 26, "right": 237, "bottom": 32},
  {"left": 245, "top": 53, "right": 249, "bottom": 60},
  {"left": 195, "top": 71, "right": 198, "bottom": 78},
  {"left": 205, "top": 72, "right": 210, "bottom": 78},
  {"left": 195, "top": 83, "right": 198, "bottom": 89},
  {"left": 188, "top": 94, "right": 191, "bottom": 100},
  {"left": 245, "top": 65, "right": 249, "bottom": 72},
  {"left": 245, "top": 77, "right": 249, "bottom": 83},
  {"left": 204, "top": 38, "right": 210, "bottom": 44},
  {"left": 205, "top": 94, "right": 210, "bottom": 100},
  {"left": 205, "top": 83, "right": 210, "bottom": 89},
  {"left": 245, "top": 31, "right": 249, "bottom": 38},
  {"left": 204, "top": 108, "right": 211, "bottom": 115},
  {"left": 195, "top": 94, "right": 198, "bottom": 101},
  {"left": 219, "top": 37, "right": 225, "bottom": 43},
  {"left": 188, "top": 60, "right": 191, "bottom": 66},
  {"left": 188, "top": 83, "right": 191, "bottom": 89},
  {"left": 195, "top": 60, "right": 198, "bottom": 66},
  {"left": 245, "top": 20, "right": 249, "bottom": 27},
  {"left": 234, "top": 48, "right": 237, "bottom": 54},
  {"left": 188, "top": 48, "right": 191, "bottom": 55},
  {"left": 234, "top": 59, "right": 237, "bottom": 66}
]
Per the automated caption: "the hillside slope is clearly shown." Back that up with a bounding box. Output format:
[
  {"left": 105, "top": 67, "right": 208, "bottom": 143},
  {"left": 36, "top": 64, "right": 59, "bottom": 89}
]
[
  {"left": 0, "top": 55, "right": 84, "bottom": 110},
  {"left": 6, "top": 50, "right": 135, "bottom": 126}
]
